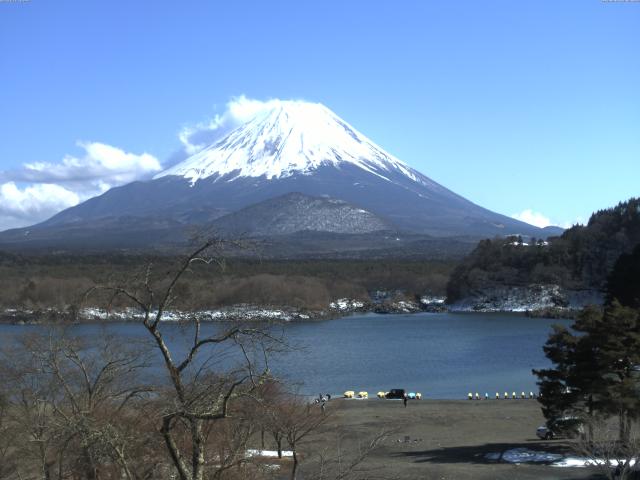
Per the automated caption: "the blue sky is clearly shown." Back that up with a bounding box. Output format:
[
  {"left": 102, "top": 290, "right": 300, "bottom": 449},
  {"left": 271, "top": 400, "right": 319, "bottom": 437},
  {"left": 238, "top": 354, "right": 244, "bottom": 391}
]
[{"left": 0, "top": 0, "right": 638, "bottom": 230}]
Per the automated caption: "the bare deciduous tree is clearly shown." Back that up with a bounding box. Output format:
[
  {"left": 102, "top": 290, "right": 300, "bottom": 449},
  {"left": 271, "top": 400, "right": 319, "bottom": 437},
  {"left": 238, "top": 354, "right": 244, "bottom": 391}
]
[
  {"left": 87, "top": 238, "right": 282, "bottom": 480},
  {"left": 0, "top": 238, "right": 388, "bottom": 480},
  {"left": 0, "top": 389, "right": 18, "bottom": 480},
  {"left": 257, "top": 384, "right": 327, "bottom": 479},
  {"left": 574, "top": 416, "right": 640, "bottom": 480},
  {"left": 0, "top": 330, "right": 155, "bottom": 480},
  {"left": 309, "top": 429, "right": 390, "bottom": 480}
]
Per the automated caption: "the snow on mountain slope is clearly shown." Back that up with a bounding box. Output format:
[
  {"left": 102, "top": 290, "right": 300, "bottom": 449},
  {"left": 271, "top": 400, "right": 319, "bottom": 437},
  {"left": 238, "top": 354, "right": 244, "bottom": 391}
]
[
  {"left": 210, "top": 192, "right": 390, "bottom": 236},
  {"left": 156, "top": 100, "right": 432, "bottom": 188}
]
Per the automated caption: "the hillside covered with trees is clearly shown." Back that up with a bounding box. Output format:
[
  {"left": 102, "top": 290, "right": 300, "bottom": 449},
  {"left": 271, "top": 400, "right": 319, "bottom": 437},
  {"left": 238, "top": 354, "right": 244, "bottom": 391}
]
[
  {"left": 446, "top": 198, "right": 640, "bottom": 304},
  {"left": 0, "top": 253, "right": 454, "bottom": 314}
]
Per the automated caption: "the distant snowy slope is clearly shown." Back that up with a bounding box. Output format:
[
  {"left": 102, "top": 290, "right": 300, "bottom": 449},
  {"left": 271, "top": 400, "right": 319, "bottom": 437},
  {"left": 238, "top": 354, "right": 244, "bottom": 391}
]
[{"left": 210, "top": 192, "right": 390, "bottom": 236}]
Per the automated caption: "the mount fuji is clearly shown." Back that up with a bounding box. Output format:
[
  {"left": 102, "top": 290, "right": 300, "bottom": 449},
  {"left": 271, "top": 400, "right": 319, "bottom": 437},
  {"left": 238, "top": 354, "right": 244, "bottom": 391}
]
[{"left": 0, "top": 100, "right": 559, "bottom": 254}]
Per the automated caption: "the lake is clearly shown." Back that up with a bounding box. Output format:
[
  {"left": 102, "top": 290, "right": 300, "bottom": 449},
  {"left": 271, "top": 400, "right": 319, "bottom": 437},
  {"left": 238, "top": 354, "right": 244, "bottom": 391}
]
[{"left": 0, "top": 312, "right": 568, "bottom": 399}]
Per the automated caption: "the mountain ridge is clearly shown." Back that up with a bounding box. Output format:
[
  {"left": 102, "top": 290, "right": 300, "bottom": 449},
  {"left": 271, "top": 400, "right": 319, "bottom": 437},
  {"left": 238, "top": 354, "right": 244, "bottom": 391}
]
[
  {"left": 210, "top": 192, "right": 391, "bottom": 237},
  {"left": 0, "top": 100, "right": 560, "bottom": 253}
]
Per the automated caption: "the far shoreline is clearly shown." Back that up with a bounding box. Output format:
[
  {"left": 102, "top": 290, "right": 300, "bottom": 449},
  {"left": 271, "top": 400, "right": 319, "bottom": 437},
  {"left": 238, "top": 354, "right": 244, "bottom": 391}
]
[{"left": 0, "top": 305, "right": 574, "bottom": 326}]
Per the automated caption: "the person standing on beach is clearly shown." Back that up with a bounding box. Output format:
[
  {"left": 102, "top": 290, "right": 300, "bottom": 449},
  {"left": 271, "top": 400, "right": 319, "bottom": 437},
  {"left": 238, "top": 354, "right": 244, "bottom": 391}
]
[{"left": 403, "top": 395, "right": 408, "bottom": 407}]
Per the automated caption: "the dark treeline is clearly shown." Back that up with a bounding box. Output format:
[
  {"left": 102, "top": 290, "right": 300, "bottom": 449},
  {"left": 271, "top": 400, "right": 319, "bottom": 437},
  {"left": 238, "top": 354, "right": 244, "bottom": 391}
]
[
  {"left": 447, "top": 197, "right": 640, "bottom": 303},
  {"left": 0, "top": 252, "right": 455, "bottom": 311}
]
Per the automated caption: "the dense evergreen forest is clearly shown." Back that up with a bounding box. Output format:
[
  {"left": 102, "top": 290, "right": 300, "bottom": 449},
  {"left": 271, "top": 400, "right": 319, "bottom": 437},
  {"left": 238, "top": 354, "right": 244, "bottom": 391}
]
[{"left": 447, "top": 198, "right": 640, "bottom": 303}]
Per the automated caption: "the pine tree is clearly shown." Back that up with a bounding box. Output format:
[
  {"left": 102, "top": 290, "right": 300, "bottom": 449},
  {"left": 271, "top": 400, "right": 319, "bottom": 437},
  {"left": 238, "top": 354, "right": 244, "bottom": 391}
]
[
  {"left": 606, "top": 244, "right": 640, "bottom": 309},
  {"left": 533, "top": 325, "right": 579, "bottom": 423},
  {"left": 591, "top": 302, "right": 640, "bottom": 442},
  {"left": 534, "top": 308, "right": 605, "bottom": 440},
  {"left": 535, "top": 302, "right": 640, "bottom": 442}
]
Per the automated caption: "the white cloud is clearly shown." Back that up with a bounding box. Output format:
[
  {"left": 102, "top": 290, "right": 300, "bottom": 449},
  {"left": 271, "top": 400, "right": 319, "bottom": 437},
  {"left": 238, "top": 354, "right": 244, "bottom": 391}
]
[
  {"left": 178, "top": 95, "right": 285, "bottom": 156},
  {"left": 0, "top": 182, "right": 80, "bottom": 230},
  {"left": 9, "top": 141, "right": 161, "bottom": 191},
  {"left": 511, "top": 209, "right": 553, "bottom": 228},
  {"left": 561, "top": 217, "right": 586, "bottom": 229},
  {"left": 0, "top": 142, "right": 161, "bottom": 231},
  {"left": 512, "top": 209, "right": 586, "bottom": 230}
]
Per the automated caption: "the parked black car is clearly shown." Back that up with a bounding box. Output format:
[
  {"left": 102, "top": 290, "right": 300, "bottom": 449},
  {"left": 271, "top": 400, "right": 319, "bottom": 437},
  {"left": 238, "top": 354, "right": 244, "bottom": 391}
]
[{"left": 385, "top": 389, "right": 406, "bottom": 399}]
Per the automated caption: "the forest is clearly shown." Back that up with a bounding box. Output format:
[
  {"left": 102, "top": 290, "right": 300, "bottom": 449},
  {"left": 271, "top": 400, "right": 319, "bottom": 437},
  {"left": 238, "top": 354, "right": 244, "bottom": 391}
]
[
  {"left": 447, "top": 198, "right": 640, "bottom": 303},
  {"left": 0, "top": 251, "right": 454, "bottom": 313},
  {"left": 534, "top": 244, "right": 640, "bottom": 480}
]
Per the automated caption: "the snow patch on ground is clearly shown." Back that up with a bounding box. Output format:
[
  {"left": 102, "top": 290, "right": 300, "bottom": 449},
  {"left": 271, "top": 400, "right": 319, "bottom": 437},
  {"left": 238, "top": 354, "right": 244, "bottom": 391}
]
[
  {"left": 551, "top": 457, "right": 637, "bottom": 468},
  {"left": 485, "top": 448, "right": 637, "bottom": 469},
  {"left": 450, "top": 284, "right": 603, "bottom": 313},
  {"left": 494, "top": 448, "right": 563, "bottom": 463},
  {"left": 246, "top": 449, "right": 293, "bottom": 458},
  {"left": 1, "top": 306, "right": 317, "bottom": 324},
  {"left": 329, "top": 298, "right": 365, "bottom": 311},
  {"left": 79, "top": 306, "right": 311, "bottom": 322},
  {"left": 392, "top": 300, "right": 420, "bottom": 313},
  {"left": 420, "top": 296, "right": 445, "bottom": 305}
]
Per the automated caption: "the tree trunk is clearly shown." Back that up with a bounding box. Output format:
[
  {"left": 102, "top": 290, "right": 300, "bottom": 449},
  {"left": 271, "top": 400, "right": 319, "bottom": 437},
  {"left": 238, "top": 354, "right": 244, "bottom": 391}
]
[
  {"left": 618, "top": 409, "right": 628, "bottom": 444},
  {"left": 38, "top": 442, "right": 50, "bottom": 480},
  {"left": 192, "top": 419, "right": 206, "bottom": 480},
  {"left": 277, "top": 437, "right": 283, "bottom": 459},
  {"left": 290, "top": 447, "right": 299, "bottom": 480},
  {"left": 587, "top": 395, "right": 594, "bottom": 442},
  {"left": 82, "top": 447, "right": 97, "bottom": 480},
  {"left": 624, "top": 415, "right": 631, "bottom": 446},
  {"left": 43, "top": 463, "right": 51, "bottom": 480},
  {"left": 113, "top": 446, "right": 134, "bottom": 480},
  {"left": 161, "top": 417, "right": 192, "bottom": 480}
]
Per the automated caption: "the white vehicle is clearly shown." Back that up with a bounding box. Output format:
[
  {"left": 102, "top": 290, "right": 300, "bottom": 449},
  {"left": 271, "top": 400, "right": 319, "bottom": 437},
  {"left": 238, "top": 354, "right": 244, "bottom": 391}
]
[
  {"left": 536, "top": 416, "right": 583, "bottom": 440},
  {"left": 536, "top": 425, "right": 554, "bottom": 440}
]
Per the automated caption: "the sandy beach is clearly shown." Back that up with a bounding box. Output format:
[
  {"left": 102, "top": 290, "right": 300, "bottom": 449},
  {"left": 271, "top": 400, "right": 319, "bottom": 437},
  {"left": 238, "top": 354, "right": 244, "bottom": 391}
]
[{"left": 300, "top": 398, "right": 602, "bottom": 480}]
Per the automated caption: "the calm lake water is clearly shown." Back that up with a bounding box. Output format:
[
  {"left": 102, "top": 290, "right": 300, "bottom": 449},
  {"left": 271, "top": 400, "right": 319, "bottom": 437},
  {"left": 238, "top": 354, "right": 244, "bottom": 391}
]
[{"left": 0, "top": 312, "right": 569, "bottom": 399}]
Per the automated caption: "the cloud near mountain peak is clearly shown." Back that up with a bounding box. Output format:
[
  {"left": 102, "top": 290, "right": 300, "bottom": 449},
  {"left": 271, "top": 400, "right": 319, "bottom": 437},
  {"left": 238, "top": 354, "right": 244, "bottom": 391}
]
[{"left": 177, "top": 96, "right": 302, "bottom": 156}]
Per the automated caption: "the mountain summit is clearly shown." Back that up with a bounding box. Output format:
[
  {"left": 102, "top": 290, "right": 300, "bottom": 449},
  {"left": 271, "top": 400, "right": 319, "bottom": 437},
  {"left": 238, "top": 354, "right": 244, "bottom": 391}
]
[
  {"left": 156, "top": 100, "right": 425, "bottom": 185},
  {"left": 0, "top": 100, "right": 557, "bottom": 253}
]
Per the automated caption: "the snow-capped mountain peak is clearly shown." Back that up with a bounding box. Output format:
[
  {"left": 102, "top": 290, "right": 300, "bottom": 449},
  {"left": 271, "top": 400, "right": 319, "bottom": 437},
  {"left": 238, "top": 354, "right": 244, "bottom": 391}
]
[{"left": 156, "top": 100, "right": 422, "bottom": 184}]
